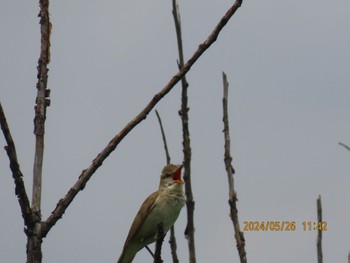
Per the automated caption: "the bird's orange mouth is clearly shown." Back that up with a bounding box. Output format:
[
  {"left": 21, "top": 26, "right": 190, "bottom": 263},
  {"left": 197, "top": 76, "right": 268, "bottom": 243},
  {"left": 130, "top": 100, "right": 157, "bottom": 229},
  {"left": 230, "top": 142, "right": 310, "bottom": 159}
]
[{"left": 172, "top": 165, "right": 184, "bottom": 184}]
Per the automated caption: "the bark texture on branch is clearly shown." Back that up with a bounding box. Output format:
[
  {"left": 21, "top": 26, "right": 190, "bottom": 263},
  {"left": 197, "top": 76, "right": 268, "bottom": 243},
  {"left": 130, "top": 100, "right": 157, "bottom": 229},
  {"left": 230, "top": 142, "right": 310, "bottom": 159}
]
[
  {"left": 27, "top": 0, "right": 52, "bottom": 262},
  {"left": 33, "top": 0, "right": 51, "bottom": 213},
  {"left": 222, "top": 72, "right": 247, "bottom": 263},
  {"left": 0, "top": 102, "right": 32, "bottom": 227}
]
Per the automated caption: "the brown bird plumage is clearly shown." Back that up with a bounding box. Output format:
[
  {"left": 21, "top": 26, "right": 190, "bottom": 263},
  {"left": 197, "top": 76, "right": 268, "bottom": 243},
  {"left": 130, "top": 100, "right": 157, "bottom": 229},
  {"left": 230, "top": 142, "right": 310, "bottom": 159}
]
[{"left": 117, "top": 164, "right": 185, "bottom": 263}]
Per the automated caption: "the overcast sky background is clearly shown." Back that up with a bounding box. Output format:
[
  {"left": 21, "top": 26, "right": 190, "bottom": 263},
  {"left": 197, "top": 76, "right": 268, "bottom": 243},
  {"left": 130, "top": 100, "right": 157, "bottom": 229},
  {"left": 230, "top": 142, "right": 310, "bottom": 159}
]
[{"left": 1, "top": 0, "right": 350, "bottom": 262}]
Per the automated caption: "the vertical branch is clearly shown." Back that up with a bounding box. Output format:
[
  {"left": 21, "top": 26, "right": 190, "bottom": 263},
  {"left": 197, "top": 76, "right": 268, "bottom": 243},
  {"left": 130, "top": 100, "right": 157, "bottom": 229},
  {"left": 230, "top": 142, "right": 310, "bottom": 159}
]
[
  {"left": 317, "top": 195, "right": 323, "bottom": 263},
  {"left": 168, "top": 227, "right": 179, "bottom": 263},
  {"left": 222, "top": 72, "right": 247, "bottom": 263},
  {"left": 0, "top": 102, "right": 32, "bottom": 228},
  {"left": 32, "top": 0, "right": 51, "bottom": 214},
  {"left": 172, "top": 1, "right": 196, "bottom": 262},
  {"left": 155, "top": 110, "right": 179, "bottom": 263},
  {"left": 27, "top": 1, "right": 51, "bottom": 262},
  {"left": 154, "top": 222, "right": 166, "bottom": 263}
]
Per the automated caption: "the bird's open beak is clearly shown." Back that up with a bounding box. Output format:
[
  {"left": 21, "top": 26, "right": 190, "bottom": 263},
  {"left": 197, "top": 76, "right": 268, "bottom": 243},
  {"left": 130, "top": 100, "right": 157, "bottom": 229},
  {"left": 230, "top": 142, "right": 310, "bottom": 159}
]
[{"left": 172, "top": 165, "right": 184, "bottom": 184}]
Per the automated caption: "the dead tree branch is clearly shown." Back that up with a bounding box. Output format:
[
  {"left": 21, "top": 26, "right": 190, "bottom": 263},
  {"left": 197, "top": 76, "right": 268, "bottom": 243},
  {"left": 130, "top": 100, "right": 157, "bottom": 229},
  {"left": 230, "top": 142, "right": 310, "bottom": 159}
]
[
  {"left": 171, "top": 1, "right": 196, "bottom": 262},
  {"left": 0, "top": 102, "right": 32, "bottom": 228},
  {"left": 222, "top": 72, "right": 247, "bottom": 263},
  {"left": 32, "top": 0, "right": 51, "bottom": 214},
  {"left": 41, "top": 0, "right": 243, "bottom": 238},
  {"left": 317, "top": 195, "right": 323, "bottom": 263},
  {"left": 154, "top": 222, "right": 166, "bottom": 263},
  {"left": 27, "top": 0, "right": 52, "bottom": 262}
]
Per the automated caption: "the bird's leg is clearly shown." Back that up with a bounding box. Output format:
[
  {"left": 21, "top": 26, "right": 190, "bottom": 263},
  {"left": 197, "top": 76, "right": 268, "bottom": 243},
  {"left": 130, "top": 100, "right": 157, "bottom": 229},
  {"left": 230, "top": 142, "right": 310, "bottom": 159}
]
[{"left": 145, "top": 245, "right": 155, "bottom": 258}]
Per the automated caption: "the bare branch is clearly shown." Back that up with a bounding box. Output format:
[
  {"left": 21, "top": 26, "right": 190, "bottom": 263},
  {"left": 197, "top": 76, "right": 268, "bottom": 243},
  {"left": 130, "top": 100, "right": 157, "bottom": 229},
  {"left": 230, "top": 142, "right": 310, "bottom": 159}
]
[
  {"left": 154, "top": 222, "right": 165, "bottom": 263},
  {"left": 26, "top": 1, "right": 52, "bottom": 262},
  {"left": 0, "top": 102, "right": 32, "bottom": 228},
  {"left": 32, "top": 0, "right": 51, "bottom": 214},
  {"left": 155, "top": 110, "right": 171, "bottom": 164},
  {"left": 317, "top": 195, "right": 323, "bottom": 263},
  {"left": 172, "top": 0, "right": 186, "bottom": 72},
  {"left": 339, "top": 142, "right": 350, "bottom": 152},
  {"left": 169, "top": 227, "right": 179, "bottom": 263},
  {"left": 41, "top": 0, "right": 243, "bottom": 237},
  {"left": 222, "top": 72, "right": 247, "bottom": 263},
  {"left": 172, "top": 0, "right": 196, "bottom": 262}
]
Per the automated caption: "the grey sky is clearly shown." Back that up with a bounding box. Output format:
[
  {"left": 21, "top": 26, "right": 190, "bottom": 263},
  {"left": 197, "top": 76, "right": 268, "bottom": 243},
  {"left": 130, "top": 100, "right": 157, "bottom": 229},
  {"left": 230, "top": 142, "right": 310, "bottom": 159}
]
[{"left": 1, "top": 0, "right": 349, "bottom": 262}]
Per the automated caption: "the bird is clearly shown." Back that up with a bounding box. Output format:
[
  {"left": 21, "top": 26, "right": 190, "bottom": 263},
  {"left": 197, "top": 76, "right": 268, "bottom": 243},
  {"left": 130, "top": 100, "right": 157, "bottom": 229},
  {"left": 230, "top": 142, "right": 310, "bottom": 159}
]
[{"left": 117, "top": 164, "right": 186, "bottom": 263}]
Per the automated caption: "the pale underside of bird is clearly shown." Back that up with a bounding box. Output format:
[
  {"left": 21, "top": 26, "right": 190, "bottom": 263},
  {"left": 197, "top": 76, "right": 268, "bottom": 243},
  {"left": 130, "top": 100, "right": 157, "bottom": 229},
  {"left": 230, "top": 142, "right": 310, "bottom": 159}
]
[{"left": 117, "top": 164, "right": 186, "bottom": 263}]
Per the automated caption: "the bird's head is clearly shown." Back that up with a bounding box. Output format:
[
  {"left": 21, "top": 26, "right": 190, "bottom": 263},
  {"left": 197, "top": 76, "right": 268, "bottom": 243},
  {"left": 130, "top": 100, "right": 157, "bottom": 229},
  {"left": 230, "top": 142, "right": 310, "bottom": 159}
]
[{"left": 159, "top": 164, "right": 184, "bottom": 189}]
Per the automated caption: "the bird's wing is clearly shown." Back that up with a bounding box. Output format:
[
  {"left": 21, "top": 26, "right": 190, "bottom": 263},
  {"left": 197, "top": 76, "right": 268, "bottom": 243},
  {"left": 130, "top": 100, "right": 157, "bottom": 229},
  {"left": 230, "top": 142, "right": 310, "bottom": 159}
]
[{"left": 123, "top": 190, "right": 159, "bottom": 247}]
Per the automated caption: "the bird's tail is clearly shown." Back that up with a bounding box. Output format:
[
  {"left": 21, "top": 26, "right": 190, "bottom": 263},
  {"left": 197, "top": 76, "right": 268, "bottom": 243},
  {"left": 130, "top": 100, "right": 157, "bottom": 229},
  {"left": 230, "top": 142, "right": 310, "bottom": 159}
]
[{"left": 117, "top": 245, "right": 137, "bottom": 263}]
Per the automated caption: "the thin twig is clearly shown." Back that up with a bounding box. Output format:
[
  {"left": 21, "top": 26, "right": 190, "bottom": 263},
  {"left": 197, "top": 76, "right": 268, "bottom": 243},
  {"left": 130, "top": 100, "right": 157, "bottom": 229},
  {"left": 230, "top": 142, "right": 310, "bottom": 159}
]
[
  {"left": 169, "top": 226, "right": 179, "bottom": 263},
  {"left": 145, "top": 245, "right": 155, "bottom": 258},
  {"left": 155, "top": 110, "right": 179, "bottom": 263},
  {"left": 0, "top": 102, "right": 32, "bottom": 228},
  {"left": 317, "top": 195, "right": 323, "bottom": 263},
  {"left": 154, "top": 222, "right": 165, "bottom": 263},
  {"left": 222, "top": 72, "right": 247, "bottom": 263},
  {"left": 339, "top": 142, "right": 350, "bottom": 151},
  {"left": 41, "top": 0, "right": 243, "bottom": 237},
  {"left": 172, "top": 1, "right": 196, "bottom": 262},
  {"left": 155, "top": 110, "right": 171, "bottom": 164}
]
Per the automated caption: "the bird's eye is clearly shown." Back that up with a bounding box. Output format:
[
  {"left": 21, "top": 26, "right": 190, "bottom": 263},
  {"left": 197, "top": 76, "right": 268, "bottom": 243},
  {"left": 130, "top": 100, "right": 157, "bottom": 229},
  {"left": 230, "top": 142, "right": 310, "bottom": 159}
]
[{"left": 163, "top": 173, "right": 172, "bottom": 178}]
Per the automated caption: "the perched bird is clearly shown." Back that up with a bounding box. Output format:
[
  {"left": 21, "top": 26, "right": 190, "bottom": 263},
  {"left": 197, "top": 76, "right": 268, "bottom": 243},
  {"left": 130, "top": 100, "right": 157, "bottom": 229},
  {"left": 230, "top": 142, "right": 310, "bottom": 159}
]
[{"left": 117, "top": 164, "right": 186, "bottom": 263}]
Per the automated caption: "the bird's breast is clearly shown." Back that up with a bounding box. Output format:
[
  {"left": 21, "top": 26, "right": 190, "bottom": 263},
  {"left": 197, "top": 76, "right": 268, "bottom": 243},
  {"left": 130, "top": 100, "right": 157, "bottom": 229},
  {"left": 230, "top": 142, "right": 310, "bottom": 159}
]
[{"left": 147, "top": 191, "right": 185, "bottom": 232}]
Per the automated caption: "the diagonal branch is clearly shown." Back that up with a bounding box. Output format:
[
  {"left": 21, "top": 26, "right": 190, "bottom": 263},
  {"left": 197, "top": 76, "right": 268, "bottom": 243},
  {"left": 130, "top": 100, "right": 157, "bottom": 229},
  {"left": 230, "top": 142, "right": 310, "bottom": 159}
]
[
  {"left": 339, "top": 142, "right": 350, "bottom": 152},
  {"left": 41, "top": 0, "right": 243, "bottom": 237},
  {"left": 222, "top": 72, "right": 247, "bottom": 263},
  {"left": 0, "top": 102, "right": 32, "bottom": 228},
  {"left": 155, "top": 110, "right": 171, "bottom": 164}
]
